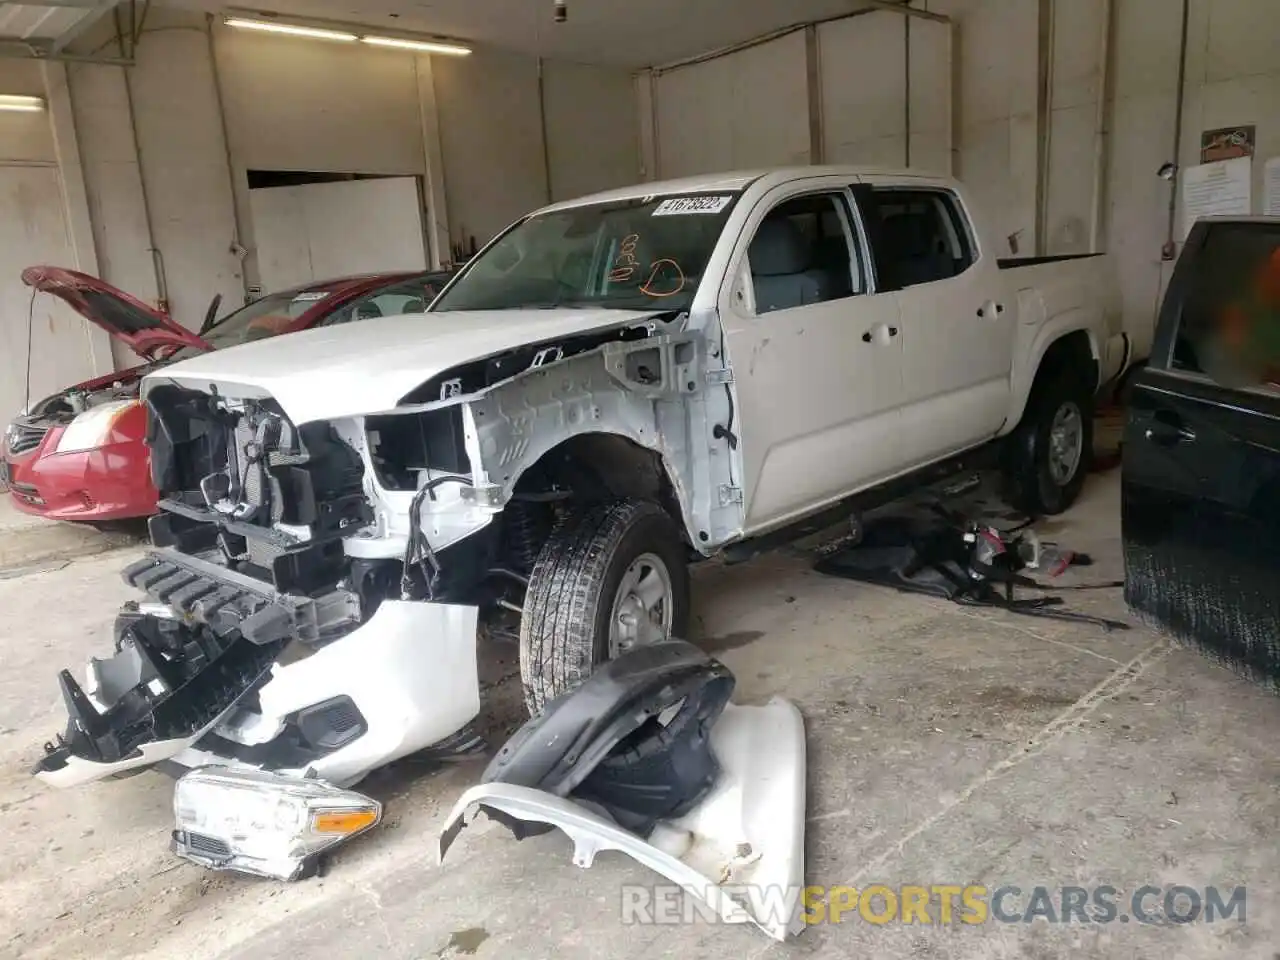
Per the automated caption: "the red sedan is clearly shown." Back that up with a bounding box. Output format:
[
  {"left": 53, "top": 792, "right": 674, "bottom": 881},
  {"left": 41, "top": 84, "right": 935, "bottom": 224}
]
[{"left": 3, "top": 267, "right": 455, "bottom": 523}]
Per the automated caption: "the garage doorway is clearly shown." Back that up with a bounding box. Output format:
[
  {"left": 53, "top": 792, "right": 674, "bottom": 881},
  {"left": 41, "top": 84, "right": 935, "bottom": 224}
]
[
  {"left": 0, "top": 163, "right": 98, "bottom": 421},
  {"left": 247, "top": 172, "right": 429, "bottom": 292}
]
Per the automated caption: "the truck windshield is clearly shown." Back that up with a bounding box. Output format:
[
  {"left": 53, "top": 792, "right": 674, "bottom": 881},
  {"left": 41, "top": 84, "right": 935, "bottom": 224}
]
[{"left": 432, "top": 193, "right": 740, "bottom": 313}]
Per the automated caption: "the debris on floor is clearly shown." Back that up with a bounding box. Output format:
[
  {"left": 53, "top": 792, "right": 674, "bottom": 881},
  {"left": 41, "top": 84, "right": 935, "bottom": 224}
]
[
  {"left": 814, "top": 501, "right": 1129, "bottom": 631},
  {"left": 0, "top": 558, "right": 69, "bottom": 580},
  {"left": 439, "top": 640, "right": 808, "bottom": 942}
]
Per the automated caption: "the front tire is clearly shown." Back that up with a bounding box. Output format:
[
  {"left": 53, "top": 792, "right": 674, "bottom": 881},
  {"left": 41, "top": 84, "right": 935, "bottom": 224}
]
[
  {"left": 519, "top": 499, "right": 691, "bottom": 714},
  {"left": 1004, "top": 366, "right": 1094, "bottom": 515}
]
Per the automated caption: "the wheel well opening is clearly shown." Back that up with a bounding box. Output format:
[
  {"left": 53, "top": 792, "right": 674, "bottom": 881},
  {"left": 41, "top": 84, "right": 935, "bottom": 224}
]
[
  {"left": 513, "top": 434, "right": 681, "bottom": 515},
  {"left": 498, "top": 434, "right": 686, "bottom": 575},
  {"left": 1035, "top": 330, "right": 1098, "bottom": 394}
]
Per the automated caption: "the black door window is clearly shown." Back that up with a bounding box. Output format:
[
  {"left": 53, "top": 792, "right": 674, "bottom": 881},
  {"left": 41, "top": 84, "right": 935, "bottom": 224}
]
[
  {"left": 1169, "top": 223, "right": 1280, "bottom": 392},
  {"left": 863, "top": 189, "right": 976, "bottom": 290}
]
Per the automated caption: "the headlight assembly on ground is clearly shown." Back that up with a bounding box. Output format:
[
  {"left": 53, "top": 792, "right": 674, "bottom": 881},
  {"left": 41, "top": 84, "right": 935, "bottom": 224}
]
[{"left": 172, "top": 766, "right": 382, "bottom": 881}]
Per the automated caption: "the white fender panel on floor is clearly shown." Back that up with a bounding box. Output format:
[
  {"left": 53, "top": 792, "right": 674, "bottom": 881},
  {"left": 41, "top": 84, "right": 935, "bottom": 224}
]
[{"left": 439, "top": 698, "right": 807, "bottom": 941}]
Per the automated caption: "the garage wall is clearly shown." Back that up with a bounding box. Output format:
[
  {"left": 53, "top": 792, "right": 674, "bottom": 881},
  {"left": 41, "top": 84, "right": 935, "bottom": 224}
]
[
  {"left": 250, "top": 177, "right": 428, "bottom": 290},
  {"left": 68, "top": 11, "right": 243, "bottom": 365},
  {"left": 216, "top": 30, "right": 429, "bottom": 176},
  {"left": 653, "top": 31, "right": 810, "bottom": 178},
  {"left": 931, "top": 0, "right": 1041, "bottom": 255},
  {"left": 819, "top": 12, "right": 952, "bottom": 175},
  {"left": 820, "top": 14, "right": 906, "bottom": 167},
  {"left": 1041, "top": 0, "right": 1280, "bottom": 356},
  {"left": 0, "top": 60, "right": 54, "bottom": 163},
  {"left": 433, "top": 49, "right": 547, "bottom": 248},
  {"left": 911, "top": 0, "right": 1280, "bottom": 356},
  {"left": 644, "top": 13, "right": 954, "bottom": 195},
  {"left": 68, "top": 62, "right": 161, "bottom": 370},
  {"left": 221, "top": 33, "right": 642, "bottom": 254},
  {"left": 0, "top": 60, "right": 112, "bottom": 417},
  {"left": 543, "top": 60, "right": 640, "bottom": 203},
  {"left": 643, "top": 4, "right": 1032, "bottom": 250},
  {"left": 0, "top": 166, "right": 94, "bottom": 420},
  {"left": 213, "top": 25, "right": 441, "bottom": 291},
  {"left": 639, "top": 0, "right": 1279, "bottom": 359},
  {"left": 49, "top": 11, "right": 640, "bottom": 364}
]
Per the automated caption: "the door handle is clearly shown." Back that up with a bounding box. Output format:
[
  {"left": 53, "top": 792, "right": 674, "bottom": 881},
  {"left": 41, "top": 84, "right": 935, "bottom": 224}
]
[
  {"left": 1144, "top": 412, "right": 1196, "bottom": 446},
  {"left": 977, "top": 301, "right": 1005, "bottom": 318},
  {"left": 861, "top": 324, "right": 899, "bottom": 344}
]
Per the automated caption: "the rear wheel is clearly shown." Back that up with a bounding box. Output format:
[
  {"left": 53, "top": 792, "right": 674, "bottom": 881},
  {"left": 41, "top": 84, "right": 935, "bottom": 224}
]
[
  {"left": 1004, "top": 366, "right": 1094, "bottom": 515},
  {"left": 519, "top": 499, "right": 690, "bottom": 715}
]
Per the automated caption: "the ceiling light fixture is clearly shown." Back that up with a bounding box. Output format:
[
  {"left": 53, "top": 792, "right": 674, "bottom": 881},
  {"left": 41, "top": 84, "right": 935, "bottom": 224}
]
[
  {"left": 223, "top": 17, "right": 358, "bottom": 41},
  {"left": 360, "top": 36, "right": 471, "bottom": 55},
  {"left": 0, "top": 94, "right": 45, "bottom": 113}
]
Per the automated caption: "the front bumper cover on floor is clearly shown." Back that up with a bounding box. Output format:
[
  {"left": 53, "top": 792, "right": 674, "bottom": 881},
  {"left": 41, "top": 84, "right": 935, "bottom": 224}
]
[{"left": 34, "top": 599, "right": 481, "bottom": 790}]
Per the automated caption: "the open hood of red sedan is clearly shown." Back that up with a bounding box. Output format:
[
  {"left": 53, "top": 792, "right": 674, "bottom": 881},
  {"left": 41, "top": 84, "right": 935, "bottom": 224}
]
[{"left": 22, "top": 266, "right": 211, "bottom": 361}]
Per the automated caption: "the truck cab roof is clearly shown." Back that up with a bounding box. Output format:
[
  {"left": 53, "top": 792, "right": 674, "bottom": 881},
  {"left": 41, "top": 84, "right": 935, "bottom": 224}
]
[{"left": 538, "top": 165, "right": 963, "bottom": 215}]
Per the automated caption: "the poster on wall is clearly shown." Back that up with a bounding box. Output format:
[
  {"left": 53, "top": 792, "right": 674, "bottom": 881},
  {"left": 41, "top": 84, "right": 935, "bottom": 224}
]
[
  {"left": 1265, "top": 157, "right": 1280, "bottom": 217},
  {"left": 1182, "top": 157, "right": 1252, "bottom": 238},
  {"left": 1200, "top": 125, "right": 1255, "bottom": 163}
]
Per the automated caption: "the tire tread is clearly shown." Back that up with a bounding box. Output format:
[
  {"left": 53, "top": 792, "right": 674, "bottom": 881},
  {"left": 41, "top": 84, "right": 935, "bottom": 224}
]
[
  {"left": 519, "top": 499, "right": 683, "bottom": 713},
  {"left": 1005, "top": 364, "right": 1093, "bottom": 515}
]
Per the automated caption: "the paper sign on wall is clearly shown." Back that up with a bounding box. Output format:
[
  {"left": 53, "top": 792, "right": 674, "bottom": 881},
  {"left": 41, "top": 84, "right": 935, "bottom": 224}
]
[
  {"left": 1265, "top": 157, "right": 1280, "bottom": 218},
  {"left": 1182, "top": 157, "right": 1252, "bottom": 238}
]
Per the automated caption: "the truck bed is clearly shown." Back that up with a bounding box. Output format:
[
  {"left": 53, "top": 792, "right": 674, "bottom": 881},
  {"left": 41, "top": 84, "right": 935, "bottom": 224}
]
[{"left": 1000, "top": 251, "right": 1129, "bottom": 392}]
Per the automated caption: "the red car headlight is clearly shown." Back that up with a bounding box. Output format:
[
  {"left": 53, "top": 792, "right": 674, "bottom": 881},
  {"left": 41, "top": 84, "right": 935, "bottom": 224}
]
[{"left": 55, "top": 400, "right": 138, "bottom": 454}]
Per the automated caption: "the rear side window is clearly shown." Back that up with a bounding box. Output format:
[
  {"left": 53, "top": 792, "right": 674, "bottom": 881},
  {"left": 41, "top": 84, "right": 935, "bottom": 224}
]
[
  {"left": 1171, "top": 224, "right": 1280, "bottom": 391},
  {"left": 864, "top": 189, "right": 975, "bottom": 290}
]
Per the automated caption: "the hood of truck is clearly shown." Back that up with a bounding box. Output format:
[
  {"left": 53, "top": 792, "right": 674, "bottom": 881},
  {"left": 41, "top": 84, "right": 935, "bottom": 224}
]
[
  {"left": 143, "top": 308, "right": 660, "bottom": 424},
  {"left": 22, "top": 266, "right": 212, "bottom": 361}
]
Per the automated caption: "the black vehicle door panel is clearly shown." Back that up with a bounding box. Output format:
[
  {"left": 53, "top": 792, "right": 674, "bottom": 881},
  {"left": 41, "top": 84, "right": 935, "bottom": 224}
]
[{"left": 1123, "top": 218, "right": 1280, "bottom": 685}]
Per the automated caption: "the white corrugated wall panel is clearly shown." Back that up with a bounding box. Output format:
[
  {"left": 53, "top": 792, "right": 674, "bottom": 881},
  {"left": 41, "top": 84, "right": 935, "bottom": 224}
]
[
  {"left": 819, "top": 11, "right": 951, "bottom": 172},
  {"left": 654, "top": 30, "right": 809, "bottom": 179}
]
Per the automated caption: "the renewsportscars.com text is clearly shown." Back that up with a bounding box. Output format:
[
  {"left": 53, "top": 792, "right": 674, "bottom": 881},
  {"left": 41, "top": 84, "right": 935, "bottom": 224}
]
[{"left": 620, "top": 884, "right": 1246, "bottom": 928}]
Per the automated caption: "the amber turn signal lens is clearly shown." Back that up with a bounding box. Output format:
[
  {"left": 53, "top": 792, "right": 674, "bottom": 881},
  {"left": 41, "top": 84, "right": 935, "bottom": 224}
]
[{"left": 312, "top": 808, "right": 380, "bottom": 835}]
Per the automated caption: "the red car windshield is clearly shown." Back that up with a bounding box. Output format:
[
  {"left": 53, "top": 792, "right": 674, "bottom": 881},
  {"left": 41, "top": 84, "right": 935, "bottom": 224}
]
[{"left": 167, "top": 288, "right": 336, "bottom": 361}]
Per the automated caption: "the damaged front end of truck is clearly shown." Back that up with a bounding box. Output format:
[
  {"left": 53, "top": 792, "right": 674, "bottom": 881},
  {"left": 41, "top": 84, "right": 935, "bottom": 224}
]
[{"left": 32, "top": 305, "right": 732, "bottom": 793}]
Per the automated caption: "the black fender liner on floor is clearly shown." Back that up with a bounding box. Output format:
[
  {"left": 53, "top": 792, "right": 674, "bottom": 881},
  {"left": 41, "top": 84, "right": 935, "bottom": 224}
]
[{"left": 481, "top": 639, "right": 734, "bottom": 836}]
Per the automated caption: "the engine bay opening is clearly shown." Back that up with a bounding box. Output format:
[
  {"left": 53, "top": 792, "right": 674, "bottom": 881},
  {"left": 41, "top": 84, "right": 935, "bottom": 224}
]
[
  {"left": 146, "top": 385, "right": 370, "bottom": 555},
  {"left": 366, "top": 408, "right": 469, "bottom": 492}
]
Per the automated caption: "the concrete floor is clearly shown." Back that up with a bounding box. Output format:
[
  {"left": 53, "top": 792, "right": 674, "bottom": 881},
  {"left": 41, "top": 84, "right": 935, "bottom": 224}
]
[
  {"left": 1, "top": 469, "right": 1277, "bottom": 960},
  {"left": 0, "top": 495, "right": 143, "bottom": 576}
]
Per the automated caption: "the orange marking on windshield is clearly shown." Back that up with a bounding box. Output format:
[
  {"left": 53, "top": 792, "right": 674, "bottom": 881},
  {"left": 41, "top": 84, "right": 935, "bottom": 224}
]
[
  {"left": 609, "top": 234, "right": 642, "bottom": 283},
  {"left": 640, "top": 259, "right": 686, "bottom": 298},
  {"left": 615, "top": 234, "right": 641, "bottom": 266}
]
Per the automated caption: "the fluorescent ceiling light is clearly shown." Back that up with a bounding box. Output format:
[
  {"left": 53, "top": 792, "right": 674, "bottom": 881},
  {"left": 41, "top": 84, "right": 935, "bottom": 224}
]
[
  {"left": 361, "top": 36, "right": 471, "bottom": 55},
  {"left": 223, "top": 17, "right": 357, "bottom": 41},
  {"left": 0, "top": 94, "right": 45, "bottom": 113}
]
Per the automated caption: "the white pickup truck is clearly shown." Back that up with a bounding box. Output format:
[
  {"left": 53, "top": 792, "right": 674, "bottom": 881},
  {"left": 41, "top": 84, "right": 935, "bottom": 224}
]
[{"left": 35, "top": 166, "right": 1131, "bottom": 789}]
